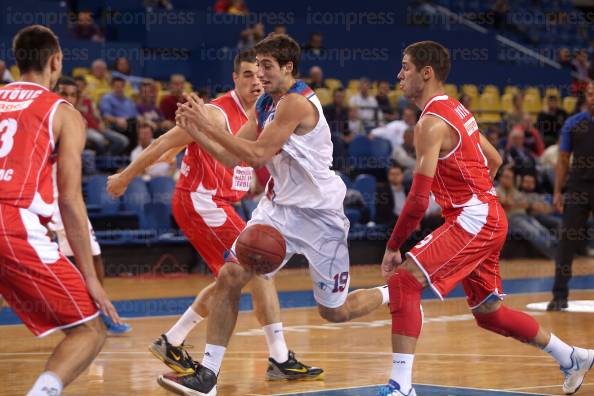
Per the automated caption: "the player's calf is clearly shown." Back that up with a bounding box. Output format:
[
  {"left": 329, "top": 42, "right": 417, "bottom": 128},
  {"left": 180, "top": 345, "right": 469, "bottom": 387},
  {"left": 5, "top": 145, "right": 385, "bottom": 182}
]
[{"left": 472, "top": 303, "right": 539, "bottom": 343}]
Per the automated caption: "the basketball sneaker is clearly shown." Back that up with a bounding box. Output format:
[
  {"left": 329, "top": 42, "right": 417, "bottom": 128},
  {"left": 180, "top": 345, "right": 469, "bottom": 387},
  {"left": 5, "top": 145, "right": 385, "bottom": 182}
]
[
  {"left": 561, "top": 347, "right": 594, "bottom": 394},
  {"left": 378, "top": 380, "right": 417, "bottom": 396},
  {"left": 266, "top": 350, "right": 324, "bottom": 381},
  {"left": 149, "top": 334, "right": 196, "bottom": 374},
  {"left": 100, "top": 312, "right": 132, "bottom": 335},
  {"left": 157, "top": 363, "right": 217, "bottom": 396}
]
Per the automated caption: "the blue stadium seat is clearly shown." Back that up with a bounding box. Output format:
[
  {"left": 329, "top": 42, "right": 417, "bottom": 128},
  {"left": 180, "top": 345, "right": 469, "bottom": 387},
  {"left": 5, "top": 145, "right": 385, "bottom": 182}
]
[
  {"left": 370, "top": 137, "right": 392, "bottom": 169},
  {"left": 85, "top": 175, "right": 119, "bottom": 214},
  {"left": 352, "top": 174, "right": 377, "bottom": 221},
  {"left": 348, "top": 135, "right": 373, "bottom": 171},
  {"left": 147, "top": 177, "right": 176, "bottom": 232},
  {"left": 121, "top": 177, "right": 151, "bottom": 228}
]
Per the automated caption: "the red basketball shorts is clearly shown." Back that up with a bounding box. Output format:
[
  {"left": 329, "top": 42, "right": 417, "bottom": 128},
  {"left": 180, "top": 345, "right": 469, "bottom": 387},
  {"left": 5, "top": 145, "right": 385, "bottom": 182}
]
[
  {"left": 0, "top": 204, "right": 99, "bottom": 337},
  {"left": 172, "top": 189, "right": 246, "bottom": 276},
  {"left": 406, "top": 200, "right": 508, "bottom": 308}
]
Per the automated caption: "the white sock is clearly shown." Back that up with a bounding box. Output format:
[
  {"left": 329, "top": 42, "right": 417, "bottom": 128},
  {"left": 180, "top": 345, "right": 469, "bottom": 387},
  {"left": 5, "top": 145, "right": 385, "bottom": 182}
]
[
  {"left": 202, "top": 344, "right": 226, "bottom": 375},
  {"left": 391, "top": 353, "right": 414, "bottom": 393},
  {"left": 543, "top": 333, "right": 573, "bottom": 368},
  {"left": 377, "top": 285, "right": 390, "bottom": 305},
  {"left": 262, "top": 322, "right": 290, "bottom": 363},
  {"left": 165, "top": 307, "right": 203, "bottom": 346},
  {"left": 27, "top": 371, "right": 63, "bottom": 396}
]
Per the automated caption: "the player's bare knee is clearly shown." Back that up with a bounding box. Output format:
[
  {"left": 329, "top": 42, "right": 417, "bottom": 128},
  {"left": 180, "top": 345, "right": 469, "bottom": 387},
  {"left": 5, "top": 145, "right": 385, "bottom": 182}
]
[
  {"left": 218, "top": 262, "right": 252, "bottom": 290},
  {"left": 317, "top": 305, "right": 349, "bottom": 323}
]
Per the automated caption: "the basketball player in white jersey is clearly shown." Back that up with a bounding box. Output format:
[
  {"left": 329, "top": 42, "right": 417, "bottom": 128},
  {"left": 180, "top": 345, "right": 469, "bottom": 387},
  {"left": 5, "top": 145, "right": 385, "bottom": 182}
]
[{"left": 167, "top": 33, "right": 390, "bottom": 395}]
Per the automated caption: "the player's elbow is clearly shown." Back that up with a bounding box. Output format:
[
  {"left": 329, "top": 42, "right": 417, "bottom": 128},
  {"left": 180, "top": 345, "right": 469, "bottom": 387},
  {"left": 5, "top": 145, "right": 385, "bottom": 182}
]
[{"left": 245, "top": 147, "right": 269, "bottom": 168}]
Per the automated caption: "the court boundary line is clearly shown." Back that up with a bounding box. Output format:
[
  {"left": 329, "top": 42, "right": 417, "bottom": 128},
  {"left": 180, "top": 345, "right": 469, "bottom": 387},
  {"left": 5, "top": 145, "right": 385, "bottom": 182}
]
[{"left": 269, "top": 382, "right": 549, "bottom": 395}]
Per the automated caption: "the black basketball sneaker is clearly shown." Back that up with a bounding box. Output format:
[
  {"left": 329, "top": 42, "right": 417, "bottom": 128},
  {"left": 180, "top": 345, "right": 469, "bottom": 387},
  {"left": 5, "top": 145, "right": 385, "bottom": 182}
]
[
  {"left": 266, "top": 350, "right": 324, "bottom": 381},
  {"left": 149, "top": 334, "right": 196, "bottom": 374}
]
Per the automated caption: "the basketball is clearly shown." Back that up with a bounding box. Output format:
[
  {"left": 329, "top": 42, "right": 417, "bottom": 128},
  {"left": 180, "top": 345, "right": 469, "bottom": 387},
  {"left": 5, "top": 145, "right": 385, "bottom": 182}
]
[{"left": 236, "top": 224, "right": 286, "bottom": 274}]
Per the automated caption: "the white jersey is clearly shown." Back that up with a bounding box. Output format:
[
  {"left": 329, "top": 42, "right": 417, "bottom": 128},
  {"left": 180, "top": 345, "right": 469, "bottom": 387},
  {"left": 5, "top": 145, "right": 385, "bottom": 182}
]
[{"left": 255, "top": 80, "right": 346, "bottom": 210}]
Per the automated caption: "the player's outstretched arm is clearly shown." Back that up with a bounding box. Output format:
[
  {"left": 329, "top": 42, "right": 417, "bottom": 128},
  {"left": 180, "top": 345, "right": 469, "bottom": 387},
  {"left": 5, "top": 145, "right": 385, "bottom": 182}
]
[
  {"left": 106, "top": 126, "right": 193, "bottom": 198},
  {"left": 383, "top": 116, "right": 444, "bottom": 279},
  {"left": 54, "top": 103, "right": 121, "bottom": 324},
  {"left": 180, "top": 93, "right": 308, "bottom": 168},
  {"left": 478, "top": 133, "right": 503, "bottom": 180}
]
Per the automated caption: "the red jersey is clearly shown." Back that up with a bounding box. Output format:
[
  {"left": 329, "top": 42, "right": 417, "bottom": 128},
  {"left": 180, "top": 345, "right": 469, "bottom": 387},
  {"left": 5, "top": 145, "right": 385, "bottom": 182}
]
[
  {"left": 421, "top": 95, "right": 497, "bottom": 216},
  {"left": 0, "top": 82, "right": 66, "bottom": 217},
  {"left": 176, "top": 90, "right": 254, "bottom": 202}
]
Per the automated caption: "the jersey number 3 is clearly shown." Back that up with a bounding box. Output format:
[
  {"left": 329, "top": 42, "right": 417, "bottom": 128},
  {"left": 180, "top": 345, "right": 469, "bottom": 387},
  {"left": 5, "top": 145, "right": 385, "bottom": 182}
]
[{"left": 0, "top": 118, "right": 17, "bottom": 158}]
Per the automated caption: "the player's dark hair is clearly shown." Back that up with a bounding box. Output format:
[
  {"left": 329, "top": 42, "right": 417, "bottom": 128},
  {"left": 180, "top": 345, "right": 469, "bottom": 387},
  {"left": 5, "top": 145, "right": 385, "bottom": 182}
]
[
  {"left": 233, "top": 48, "right": 257, "bottom": 73},
  {"left": 12, "top": 25, "right": 61, "bottom": 74},
  {"left": 254, "top": 33, "right": 300, "bottom": 77},
  {"left": 404, "top": 41, "right": 451, "bottom": 82}
]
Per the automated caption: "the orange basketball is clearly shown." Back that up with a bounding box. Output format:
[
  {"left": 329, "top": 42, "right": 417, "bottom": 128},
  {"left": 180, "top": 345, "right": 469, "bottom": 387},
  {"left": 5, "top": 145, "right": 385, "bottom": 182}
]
[{"left": 236, "top": 224, "right": 286, "bottom": 274}]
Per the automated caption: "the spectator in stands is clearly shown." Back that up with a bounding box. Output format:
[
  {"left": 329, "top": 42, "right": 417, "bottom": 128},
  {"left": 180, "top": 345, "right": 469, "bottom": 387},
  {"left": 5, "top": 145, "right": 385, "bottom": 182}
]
[
  {"left": 308, "top": 66, "right": 325, "bottom": 89},
  {"left": 485, "top": 125, "right": 504, "bottom": 152},
  {"left": 0, "top": 60, "right": 14, "bottom": 84},
  {"left": 227, "top": 0, "right": 248, "bottom": 15},
  {"left": 62, "top": 77, "right": 129, "bottom": 155},
  {"left": 159, "top": 74, "right": 186, "bottom": 122},
  {"left": 504, "top": 92, "right": 526, "bottom": 128},
  {"left": 343, "top": 189, "right": 371, "bottom": 225},
  {"left": 273, "top": 25, "right": 287, "bottom": 35},
  {"left": 572, "top": 49, "right": 590, "bottom": 82},
  {"left": 302, "top": 32, "right": 324, "bottom": 56},
  {"left": 214, "top": 0, "right": 230, "bottom": 12},
  {"left": 111, "top": 57, "right": 144, "bottom": 91},
  {"left": 369, "top": 105, "right": 417, "bottom": 158},
  {"left": 515, "top": 114, "right": 545, "bottom": 157},
  {"left": 347, "top": 106, "right": 365, "bottom": 138},
  {"left": 558, "top": 48, "right": 573, "bottom": 71},
  {"left": 520, "top": 173, "right": 561, "bottom": 232},
  {"left": 238, "top": 23, "right": 265, "bottom": 49},
  {"left": 349, "top": 77, "right": 382, "bottom": 130},
  {"left": 391, "top": 126, "right": 416, "bottom": 172},
  {"left": 85, "top": 59, "right": 111, "bottom": 102},
  {"left": 130, "top": 121, "right": 176, "bottom": 178},
  {"left": 376, "top": 80, "right": 397, "bottom": 121},
  {"left": 99, "top": 76, "right": 138, "bottom": 145},
  {"left": 536, "top": 95, "right": 567, "bottom": 147},
  {"left": 496, "top": 167, "right": 556, "bottom": 260},
  {"left": 71, "top": 11, "right": 104, "bottom": 42},
  {"left": 324, "top": 87, "right": 349, "bottom": 137},
  {"left": 376, "top": 163, "right": 407, "bottom": 226},
  {"left": 137, "top": 79, "right": 174, "bottom": 134},
  {"left": 503, "top": 126, "right": 537, "bottom": 177}
]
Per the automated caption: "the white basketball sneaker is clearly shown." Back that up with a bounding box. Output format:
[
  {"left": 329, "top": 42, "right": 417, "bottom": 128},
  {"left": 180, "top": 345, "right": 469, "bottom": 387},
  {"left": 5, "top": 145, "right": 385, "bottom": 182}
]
[
  {"left": 561, "top": 347, "right": 594, "bottom": 394},
  {"left": 378, "top": 380, "right": 417, "bottom": 396}
]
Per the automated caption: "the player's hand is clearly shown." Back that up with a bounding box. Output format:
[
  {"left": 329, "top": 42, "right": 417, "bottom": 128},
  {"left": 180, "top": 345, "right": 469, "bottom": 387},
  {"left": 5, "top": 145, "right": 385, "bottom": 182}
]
[
  {"left": 106, "top": 173, "right": 129, "bottom": 198},
  {"left": 179, "top": 93, "right": 211, "bottom": 132},
  {"left": 553, "top": 191, "right": 564, "bottom": 213},
  {"left": 85, "top": 277, "right": 122, "bottom": 325},
  {"left": 381, "top": 248, "right": 402, "bottom": 281}
]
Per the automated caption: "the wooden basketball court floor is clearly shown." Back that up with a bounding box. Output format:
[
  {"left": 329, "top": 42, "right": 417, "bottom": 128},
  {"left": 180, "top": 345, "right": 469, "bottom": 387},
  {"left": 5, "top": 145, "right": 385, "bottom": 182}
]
[{"left": 1, "top": 257, "right": 594, "bottom": 396}]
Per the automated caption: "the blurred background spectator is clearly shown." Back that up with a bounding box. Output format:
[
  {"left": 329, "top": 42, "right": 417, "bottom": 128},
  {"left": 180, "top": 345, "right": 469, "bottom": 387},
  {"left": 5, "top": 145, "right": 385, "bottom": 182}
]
[
  {"left": 160, "top": 74, "right": 187, "bottom": 122},
  {"left": 0, "top": 60, "right": 14, "bottom": 84},
  {"left": 302, "top": 32, "right": 324, "bottom": 55},
  {"left": 70, "top": 11, "right": 104, "bottom": 42},
  {"left": 349, "top": 77, "right": 382, "bottom": 130},
  {"left": 99, "top": 76, "right": 139, "bottom": 147},
  {"left": 137, "top": 79, "right": 175, "bottom": 134},
  {"left": 131, "top": 121, "right": 176, "bottom": 179}
]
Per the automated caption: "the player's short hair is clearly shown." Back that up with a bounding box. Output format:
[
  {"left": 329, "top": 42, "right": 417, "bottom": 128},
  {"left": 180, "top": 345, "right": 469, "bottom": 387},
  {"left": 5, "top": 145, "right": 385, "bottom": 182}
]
[
  {"left": 254, "top": 33, "right": 300, "bottom": 77},
  {"left": 233, "top": 48, "right": 257, "bottom": 73},
  {"left": 12, "top": 25, "right": 60, "bottom": 74},
  {"left": 404, "top": 41, "right": 451, "bottom": 82}
]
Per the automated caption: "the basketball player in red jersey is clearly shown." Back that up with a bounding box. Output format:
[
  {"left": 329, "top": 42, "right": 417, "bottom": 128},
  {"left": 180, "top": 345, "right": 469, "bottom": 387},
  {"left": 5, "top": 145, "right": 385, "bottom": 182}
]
[
  {"left": 378, "top": 41, "right": 593, "bottom": 396},
  {"left": 107, "top": 49, "right": 322, "bottom": 383},
  {"left": 0, "top": 26, "right": 120, "bottom": 396}
]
